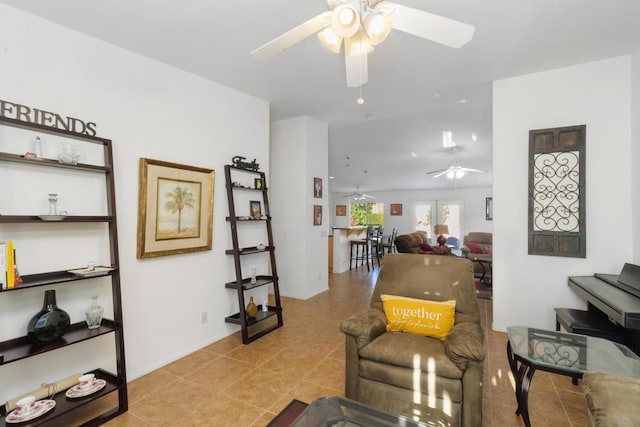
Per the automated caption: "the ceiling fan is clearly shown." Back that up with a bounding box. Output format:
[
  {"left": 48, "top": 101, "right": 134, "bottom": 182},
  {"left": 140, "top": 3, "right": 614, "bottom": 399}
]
[
  {"left": 251, "top": 0, "right": 475, "bottom": 88},
  {"left": 343, "top": 187, "right": 375, "bottom": 200},
  {"left": 426, "top": 165, "right": 485, "bottom": 180}
]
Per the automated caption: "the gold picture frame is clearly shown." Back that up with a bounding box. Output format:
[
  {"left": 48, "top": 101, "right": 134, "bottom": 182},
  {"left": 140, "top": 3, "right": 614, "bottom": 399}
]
[{"left": 137, "top": 158, "right": 215, "bottom": 258}]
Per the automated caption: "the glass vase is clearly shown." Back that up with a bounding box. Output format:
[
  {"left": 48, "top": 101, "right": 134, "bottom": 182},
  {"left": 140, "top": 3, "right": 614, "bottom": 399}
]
[
  {"left": 27, "top": 290, "right": 70, "bottom": 343},
  {"left": 85, "top": 295, "right": 104, "bottom": 329}
]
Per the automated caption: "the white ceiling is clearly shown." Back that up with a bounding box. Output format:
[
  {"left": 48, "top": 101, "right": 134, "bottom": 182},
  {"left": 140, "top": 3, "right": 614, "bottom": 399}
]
[{"left": 2, "top": 0, "right": 640, "bottom": 192}]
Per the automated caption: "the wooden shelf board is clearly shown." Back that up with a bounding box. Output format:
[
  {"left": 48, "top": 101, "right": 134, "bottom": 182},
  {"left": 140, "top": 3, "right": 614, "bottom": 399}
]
[
  {"left": 0, "top": 215, "right": 113, "bottom": 223},
  {"left": 0, "top": 320, "right": 118, "bottom": 365},
  {"left": 224, "top": 307, "right": 279, "bottom": 326},
  {"left": 0, "top": 152, "right": 109, "bottom": 172},
  {"left": 1, "top": 269, "right": 117, "bottom": 293},
  {"left": 224, "top": 275, "right": 275, "bottom": 290},
  {"left": 0, "top": 369, "right": 123, "bottom": 424}
]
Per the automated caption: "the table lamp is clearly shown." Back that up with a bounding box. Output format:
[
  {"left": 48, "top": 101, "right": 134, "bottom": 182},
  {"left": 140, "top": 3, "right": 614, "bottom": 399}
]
[{"left": 434, "top": 224, "right": 449, "bottom": 246}]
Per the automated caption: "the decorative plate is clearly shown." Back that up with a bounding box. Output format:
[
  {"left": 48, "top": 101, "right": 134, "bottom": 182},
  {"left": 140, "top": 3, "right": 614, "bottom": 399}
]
[
  {"left": 65, "top": 379, "right": 107, "bottom": 398},
  {"left": 68, "top": 267, "right": 114, "bottom": 277},
  {"left": 38, "top": 215, "right": 67, "bottom": 221},
  {"left": 6, "top": 399, "right": 56, "bottom": 424}
]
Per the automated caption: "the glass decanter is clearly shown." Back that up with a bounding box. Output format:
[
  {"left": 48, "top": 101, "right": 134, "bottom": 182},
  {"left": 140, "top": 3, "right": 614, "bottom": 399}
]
[
  {"left": 85, "top": 295, "right": 104, "bottom": 329},
  {"left": 48, "top": 193, "right": 58, "bottom": 216}
]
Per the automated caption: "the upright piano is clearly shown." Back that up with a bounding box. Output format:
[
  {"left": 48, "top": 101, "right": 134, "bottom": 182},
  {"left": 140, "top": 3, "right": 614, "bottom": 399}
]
[{"left": 569, "top": 262, "right": 640, "bottom": 355}]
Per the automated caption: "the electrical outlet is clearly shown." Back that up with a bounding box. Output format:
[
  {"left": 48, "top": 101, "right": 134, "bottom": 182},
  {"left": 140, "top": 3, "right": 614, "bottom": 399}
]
[{"left": 201, "top": 312, "right": 208, "bottom": 324}]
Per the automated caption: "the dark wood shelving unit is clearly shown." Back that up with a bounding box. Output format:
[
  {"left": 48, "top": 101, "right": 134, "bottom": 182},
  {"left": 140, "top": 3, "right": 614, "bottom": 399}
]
[
  {"left": 0, "top": 116, "right": 127, "bottom": 425},
  {"left": 224, "top": 164, "right": 283, "bottom": 344}
]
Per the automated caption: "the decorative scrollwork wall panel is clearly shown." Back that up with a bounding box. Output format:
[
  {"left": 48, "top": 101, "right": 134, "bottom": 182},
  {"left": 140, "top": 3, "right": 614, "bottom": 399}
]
[{"left": 528, "top": 125, "right": 586, "bottom": 257}]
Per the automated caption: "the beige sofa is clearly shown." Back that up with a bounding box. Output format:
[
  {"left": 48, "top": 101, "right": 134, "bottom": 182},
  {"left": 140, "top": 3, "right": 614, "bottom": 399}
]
[
  {"left": 394, "top": 231, "right": 451, "bottom": 255},
  {"left": 583, "top": 371, "right": 640, "bottom": 426},
  {"left": 340, "top": 254, "right": 485, "bottom": 427}
]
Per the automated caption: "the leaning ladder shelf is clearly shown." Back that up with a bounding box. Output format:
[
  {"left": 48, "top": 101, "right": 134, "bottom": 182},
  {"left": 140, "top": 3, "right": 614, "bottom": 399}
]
[
  {"left": 0, "top": 115, "right": 127, "bottom": 426},
  {"left": 224, "top": 164, "right": 283, "bottom": 344}
]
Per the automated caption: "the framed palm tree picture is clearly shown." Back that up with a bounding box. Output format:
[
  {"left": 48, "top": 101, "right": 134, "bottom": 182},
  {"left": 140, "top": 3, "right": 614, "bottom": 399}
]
[{"left": 137, "top": 158, "right": 215, "bottom": 258}]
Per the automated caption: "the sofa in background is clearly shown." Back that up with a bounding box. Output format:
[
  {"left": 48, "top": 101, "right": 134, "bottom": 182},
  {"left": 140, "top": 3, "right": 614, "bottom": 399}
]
[
  {"left": 340, "top": 254, "right": 485, "bottom": 427},
  {"left": 394, "top": 231, "right": 451, "bottom": 255}
]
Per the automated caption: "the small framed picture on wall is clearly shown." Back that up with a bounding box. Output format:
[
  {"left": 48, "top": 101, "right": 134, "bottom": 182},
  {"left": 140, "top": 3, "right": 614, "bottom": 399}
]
[
  {"left": 390, "top": 203, "right": 403, "bottom": 216},
  {"left": 314, "top": 205, "right": 322, "bottom": 225},
  {"left": 486, "top": 197, "right": 493, "bottom": 221},
  {"left": 313, "top": 177, "right": 323, "bottom": 198},
  {"left": 336, "top": 205, "right": 347, "bottom": 216}
]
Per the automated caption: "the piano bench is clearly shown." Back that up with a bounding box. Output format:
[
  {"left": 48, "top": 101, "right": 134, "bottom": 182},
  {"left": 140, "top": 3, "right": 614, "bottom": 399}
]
[{"left": 555, "top": 308, "right": 624, "bottom": 342}]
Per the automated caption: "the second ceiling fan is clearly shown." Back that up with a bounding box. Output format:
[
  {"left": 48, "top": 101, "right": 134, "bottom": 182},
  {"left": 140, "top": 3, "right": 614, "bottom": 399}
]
[{"left": 251, "top": 0, "right": 475, "bottom": 88}]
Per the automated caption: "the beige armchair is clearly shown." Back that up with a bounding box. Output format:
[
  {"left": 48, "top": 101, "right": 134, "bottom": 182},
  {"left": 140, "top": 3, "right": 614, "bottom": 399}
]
[{"left": 340, "top": 254, "right": 485, "bottom": 427}]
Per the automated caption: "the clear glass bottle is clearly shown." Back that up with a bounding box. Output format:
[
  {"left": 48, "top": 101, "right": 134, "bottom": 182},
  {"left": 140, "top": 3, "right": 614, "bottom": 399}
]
[
  {"left": 85, "top": 295, "right": 104, "bottom": 329},
  {"left": 34, "top": 136, "right": 42, "bottom": 158},
  {"left": 48, "top": 193, "right": 58, "bottom": 216}
]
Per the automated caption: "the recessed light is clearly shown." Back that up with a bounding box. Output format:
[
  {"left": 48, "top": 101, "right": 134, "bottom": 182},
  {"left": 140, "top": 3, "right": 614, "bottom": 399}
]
[
  {"left": 329, "top": 176, "right": 335, "bottom": 179},
  {"left": 410, "top": 152, "right": 418, "bottom": 158},
  {"left": 459, "top": 99, "right": 467, "bottom": 104},
  {"left": 434, "top": 93, "right": 441, "bottom": 98},
  {"left": 471, "top": 133, "right": 477, "bottom": 142}
]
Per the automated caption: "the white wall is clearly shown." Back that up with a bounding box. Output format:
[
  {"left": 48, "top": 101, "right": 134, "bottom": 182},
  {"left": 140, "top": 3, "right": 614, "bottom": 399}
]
[
  {"left": 493, "top": 56, "right": 634, "bottom": 331},
  {"left": 0, "top": 4, "right": 269, "bottom": 400},
  {"left": 330, "top": 187, "right": 493, "bottom": 238},
  {"left": 270, "top": 117, "right": 329, "bottom": 299},
  {"left": 632, "top": 49, "right": 640, "bottom": 265}
]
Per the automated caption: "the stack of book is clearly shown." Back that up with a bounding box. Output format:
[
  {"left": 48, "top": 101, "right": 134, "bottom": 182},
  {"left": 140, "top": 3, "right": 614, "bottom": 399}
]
[{"left": 1, "top": 241, "right": 22, "bottom": 290}]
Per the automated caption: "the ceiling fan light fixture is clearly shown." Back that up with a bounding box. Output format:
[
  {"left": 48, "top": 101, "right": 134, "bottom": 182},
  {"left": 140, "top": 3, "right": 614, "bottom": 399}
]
[
  {"left": 345, "top": 30, "right": 374, "bottom": 56},
  {"left": 445, "top": 169, "right": 466, "bottom": 180},
  {"left": 331, "top": 4, "right": 360, "bottom": 38},
  {"left": 364, "top": 12, "right": 391, "bottom": 45},
  {"left": 318, "top": 27, "right": 343, "bottom": 53}
]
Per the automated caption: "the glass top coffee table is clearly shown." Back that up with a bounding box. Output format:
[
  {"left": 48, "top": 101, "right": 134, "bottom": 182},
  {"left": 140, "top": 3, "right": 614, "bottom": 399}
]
[
  {"left": 291, "top": 396, "right": 430, "bottom": 427},
  {"left": 506, "top": 325, "right": 640, "bottom": 427}
]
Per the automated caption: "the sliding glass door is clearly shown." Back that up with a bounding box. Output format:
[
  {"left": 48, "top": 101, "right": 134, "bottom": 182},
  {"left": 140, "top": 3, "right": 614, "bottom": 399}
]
[{"left": 413, "top": 200, "right": 464, "bottom": 244}]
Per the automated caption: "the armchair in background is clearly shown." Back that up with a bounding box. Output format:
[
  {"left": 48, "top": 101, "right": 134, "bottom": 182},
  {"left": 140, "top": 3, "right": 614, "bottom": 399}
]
[
  {"left": 460, "top": 232, "right": 492, "bottom": 277},
  {"left": 340, "top": 254, "right": 485, "bottom": 427}
]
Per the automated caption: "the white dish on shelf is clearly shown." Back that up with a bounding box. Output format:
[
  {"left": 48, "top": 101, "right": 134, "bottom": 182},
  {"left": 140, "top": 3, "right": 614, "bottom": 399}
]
[
  {"left": 65, "top": 379, "right": 107, "bottom": 398},
  {"left": 5, "top": 399, "right": 56, "bottom": 424},
  {"left": 38, "top": 215, "right": 67, "bottom": 221},
  {"left": 68, "top": 266, "right": 114, "bottom": 277}
]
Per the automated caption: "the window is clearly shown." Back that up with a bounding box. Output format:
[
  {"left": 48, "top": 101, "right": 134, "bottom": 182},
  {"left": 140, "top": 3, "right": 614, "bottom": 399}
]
[
  {"left": 414, "top": 203, "right": 433, "bottom": 239},
  {"left": 350, "top": 202, "right": 384, "bottom": 226},
  {"left": 413, "top": 200, "right": 464, "bottom": 243}
]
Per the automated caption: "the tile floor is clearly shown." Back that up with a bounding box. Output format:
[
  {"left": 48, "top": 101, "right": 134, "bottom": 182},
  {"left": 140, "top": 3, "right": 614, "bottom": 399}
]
[{"left": 59, "top": 263, "right": 588, "bottom": 426}]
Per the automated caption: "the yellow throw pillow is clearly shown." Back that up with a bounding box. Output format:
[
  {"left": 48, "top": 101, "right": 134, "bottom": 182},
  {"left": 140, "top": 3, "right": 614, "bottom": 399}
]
[{"left": 381, "top": 294, "right": 456, "bottom": 340}]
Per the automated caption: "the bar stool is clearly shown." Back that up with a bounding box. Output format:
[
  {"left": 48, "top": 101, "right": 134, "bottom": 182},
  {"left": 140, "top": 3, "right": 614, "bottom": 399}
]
[{"left": 350, "top": 231, "right": 371, "bottom": 271}]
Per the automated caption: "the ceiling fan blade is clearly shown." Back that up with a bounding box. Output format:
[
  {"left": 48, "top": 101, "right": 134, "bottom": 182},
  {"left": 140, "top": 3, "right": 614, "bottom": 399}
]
[
  {"left": 432, "top": 170, "right": 451, "bottom": 178},
  {"left": 251, "top": 11, "right": 332, "bottom": 60},
  {"left": 345, "top": 52, "right": 369, "bottom": 87},
  {"left": 425, "top": 168, "right": 447, "bottom": 175},
  {"left": 460, "top": 167, "right": 485, "bottom": 173},
  {"left": 386, "top": 2, "right": 475, "bottom": 48}
]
